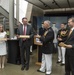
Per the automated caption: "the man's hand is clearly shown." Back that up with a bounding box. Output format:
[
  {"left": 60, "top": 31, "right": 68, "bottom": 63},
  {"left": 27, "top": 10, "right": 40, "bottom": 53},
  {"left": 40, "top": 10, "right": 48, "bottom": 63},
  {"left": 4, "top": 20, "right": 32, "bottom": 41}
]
[
  {"left": 65, "top": 45, "right": 72, "bottom": 48},
  {"left": 34, "top": 34, "right": 41, "bottom": 38},
  {"left": 59, "top": 42, "right": 72, "bottom": 48},
  {"left": 58, "top": 38, "right": 62, "bottom": 41},
  {"left": 59, "top": 42, "right": 66, "bottom": 47}
]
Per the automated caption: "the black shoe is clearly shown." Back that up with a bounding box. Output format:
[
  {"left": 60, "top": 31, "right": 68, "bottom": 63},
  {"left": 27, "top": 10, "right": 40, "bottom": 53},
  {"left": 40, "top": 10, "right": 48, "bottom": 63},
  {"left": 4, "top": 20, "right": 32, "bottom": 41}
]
[
  {"left": 37, "top": 69, "right": 45, "bottom": 73},
  {"left": 21, "top": 66, "right": 25, "bottom": 70},
  {"left": 65, "top": 73, "right": 70, "bottom": 75},
  {"left": 25, "top": 67, "right": 29, "bottom": 70},
  {"left": 30, "top": 52, "right": 33, "bottom": 55},
  {"left": 25, "top": 64, "right": 29, "bottom": 70},
  {"left": 57, "top": 61, "right": 61, "bottom": 63},
  {"left": 61, "top": 63, "right": 65, "bottom": 66},
  {"left": 46, "top": 74, "right": 50, "bottom": 75}
]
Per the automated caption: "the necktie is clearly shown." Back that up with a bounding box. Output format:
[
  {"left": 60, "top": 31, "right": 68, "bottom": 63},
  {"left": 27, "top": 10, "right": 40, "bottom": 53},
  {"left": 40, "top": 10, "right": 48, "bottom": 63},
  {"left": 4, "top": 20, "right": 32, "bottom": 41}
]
[
  {"left": 68, "top": 30, "right": 72, "bottom": 36},
  {"left": 23, "top": 26, "right": 26, "bottom": 41},
  {"left": 23, "top": 26, "right": 26, "bottom": 35}
]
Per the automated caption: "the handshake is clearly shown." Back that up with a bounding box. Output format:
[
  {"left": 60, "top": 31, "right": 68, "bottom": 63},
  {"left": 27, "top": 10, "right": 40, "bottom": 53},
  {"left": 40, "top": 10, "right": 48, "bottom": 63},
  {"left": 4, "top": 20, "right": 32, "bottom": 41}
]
[{"left": 59, "top": 42, "right": 72, "bottom": 48}]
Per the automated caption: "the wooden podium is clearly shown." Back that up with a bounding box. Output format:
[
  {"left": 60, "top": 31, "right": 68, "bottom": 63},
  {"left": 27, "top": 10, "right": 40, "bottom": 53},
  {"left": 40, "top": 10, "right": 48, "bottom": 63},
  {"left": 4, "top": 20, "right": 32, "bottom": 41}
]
[{"left": 34, "top": 36, "right": 42, "bottom": 65}]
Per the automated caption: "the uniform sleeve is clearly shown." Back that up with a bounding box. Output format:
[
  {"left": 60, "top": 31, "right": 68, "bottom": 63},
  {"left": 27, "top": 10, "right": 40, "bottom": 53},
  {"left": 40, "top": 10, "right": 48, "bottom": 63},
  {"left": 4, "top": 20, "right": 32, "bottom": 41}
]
[{"left": 57, "top": 30, "right": 60, "bottom": 38}]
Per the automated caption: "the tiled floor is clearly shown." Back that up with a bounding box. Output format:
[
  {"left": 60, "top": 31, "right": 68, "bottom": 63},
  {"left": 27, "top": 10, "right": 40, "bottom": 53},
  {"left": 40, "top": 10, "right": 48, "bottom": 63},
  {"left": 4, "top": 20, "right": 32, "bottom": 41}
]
[{"left": 0, "top": 51, "right": 65, "bottom": 75}]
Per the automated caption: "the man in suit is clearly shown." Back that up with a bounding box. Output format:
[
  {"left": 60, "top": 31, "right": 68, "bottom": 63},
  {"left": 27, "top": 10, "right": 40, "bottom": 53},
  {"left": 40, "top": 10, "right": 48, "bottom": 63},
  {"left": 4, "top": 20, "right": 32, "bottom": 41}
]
[
  {"left": 37, "top": 20, "right": 54, "bottom": 75},
  {"left": 17, "top": 17, "right": 34, "bottom": 70},
  {"left": 61, "top": 17, "right": 74, "bottom": 75}
]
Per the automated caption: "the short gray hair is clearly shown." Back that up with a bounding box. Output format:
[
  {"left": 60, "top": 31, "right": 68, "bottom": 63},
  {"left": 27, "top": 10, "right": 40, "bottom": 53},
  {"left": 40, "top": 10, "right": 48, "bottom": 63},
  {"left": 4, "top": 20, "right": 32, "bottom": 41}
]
[{"left": 44, "top": 20, "right": 51, "bottom": 25}]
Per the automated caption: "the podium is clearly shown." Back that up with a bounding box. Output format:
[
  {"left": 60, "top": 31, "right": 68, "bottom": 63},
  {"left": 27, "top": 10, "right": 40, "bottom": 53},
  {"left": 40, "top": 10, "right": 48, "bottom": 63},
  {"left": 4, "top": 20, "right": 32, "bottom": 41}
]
[
  {"left": 0, "top": 38, "right": 21, "bottom": 64},
  {"left": 7, "top": 40, "right": 21, "bottom": 64},
  {"left": 34, "top": 36, "right": 42, "bottom": 65}
]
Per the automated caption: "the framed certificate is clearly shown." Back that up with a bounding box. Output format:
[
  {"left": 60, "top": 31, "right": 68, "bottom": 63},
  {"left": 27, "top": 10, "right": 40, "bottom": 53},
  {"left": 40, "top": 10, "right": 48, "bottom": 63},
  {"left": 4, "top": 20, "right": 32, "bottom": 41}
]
[{"left": 34, "top": 36, "right": 42, "bottom": 46}]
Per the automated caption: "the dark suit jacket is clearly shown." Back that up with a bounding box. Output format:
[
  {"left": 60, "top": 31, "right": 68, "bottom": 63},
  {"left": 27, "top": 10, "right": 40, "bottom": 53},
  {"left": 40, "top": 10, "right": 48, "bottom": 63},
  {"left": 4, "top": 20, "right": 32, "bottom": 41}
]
[
  {"left": 40, "top": 27, "right": 54, "bottom": 54},
  {"left": 39, "top": 27, "right": 45, "bottom": 36},
  {"left": 65, "top": 30, "right": 74, "bottom": 56},
  {"left": 17, "top": 24, "right": 34, "bottom": 47}
]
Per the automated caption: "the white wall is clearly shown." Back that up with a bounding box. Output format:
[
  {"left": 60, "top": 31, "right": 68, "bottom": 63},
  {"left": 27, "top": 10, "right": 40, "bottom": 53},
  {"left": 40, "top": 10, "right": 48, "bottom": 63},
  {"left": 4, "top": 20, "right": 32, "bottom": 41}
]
[
  {"left": 26, "top": 3, "right": 33, "bottom": 21},
  {"left": 32, "top": 5, "right": 44, "bottom": 16},
  {"left": 14, "top": 0, "right": 16, "bottom": 18},
  {"left": 0, "top": 0, "right": 28, "bottom": 23},
  {"left": 0, "top": 0, "right": 9, "bottom": 12},
  {"left": 19, "top": 0, "right": 28, "bottom": 23}
]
